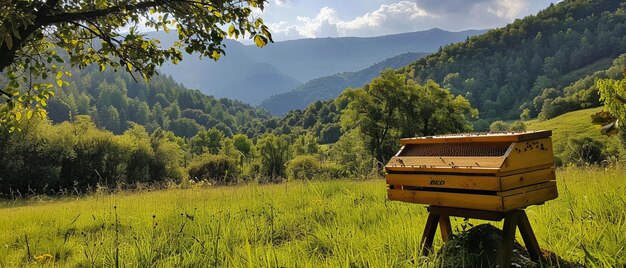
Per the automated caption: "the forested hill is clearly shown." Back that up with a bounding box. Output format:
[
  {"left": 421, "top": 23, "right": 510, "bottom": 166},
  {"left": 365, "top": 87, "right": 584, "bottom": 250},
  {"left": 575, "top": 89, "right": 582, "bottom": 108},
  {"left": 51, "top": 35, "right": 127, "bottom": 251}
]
[
  {"left": 46, "top": 65, "right": 272, "bottom": 138},
  {"left": 260, "top": 52, "right": 426, "bottom": 116},
  {"left": 400, "top": 0, "right": 626, "bottom": 121}
]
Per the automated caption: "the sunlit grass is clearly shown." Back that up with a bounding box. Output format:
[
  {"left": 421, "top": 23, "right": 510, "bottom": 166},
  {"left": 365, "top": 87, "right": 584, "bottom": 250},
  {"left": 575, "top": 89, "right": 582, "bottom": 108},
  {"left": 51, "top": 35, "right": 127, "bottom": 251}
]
[
  {"left": 527, "top": 108, "right": 623, "bottom": 155},
  {"left": 0, "top": 168, "right": 624, "bottom": 267}
]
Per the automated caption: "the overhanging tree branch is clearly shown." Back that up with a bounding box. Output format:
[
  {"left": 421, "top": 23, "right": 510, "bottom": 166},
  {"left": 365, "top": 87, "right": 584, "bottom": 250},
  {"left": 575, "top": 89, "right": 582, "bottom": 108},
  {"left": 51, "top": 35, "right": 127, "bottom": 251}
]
[{"left": 0, "top": 0, "right": 271, "bottom": 130}]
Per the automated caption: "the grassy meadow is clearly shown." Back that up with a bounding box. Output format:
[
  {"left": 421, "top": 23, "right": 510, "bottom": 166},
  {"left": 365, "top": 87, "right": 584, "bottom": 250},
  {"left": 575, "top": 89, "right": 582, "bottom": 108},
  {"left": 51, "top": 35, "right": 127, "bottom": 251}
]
[
  {"left": 0, "top": 168, "right": 624, "bottom": 267},
  {"left": 526, "top": 107, "right": 625, "bottom": 167},
  {"left": 525, "top": 107, "right": 615, "bottom": 148}
]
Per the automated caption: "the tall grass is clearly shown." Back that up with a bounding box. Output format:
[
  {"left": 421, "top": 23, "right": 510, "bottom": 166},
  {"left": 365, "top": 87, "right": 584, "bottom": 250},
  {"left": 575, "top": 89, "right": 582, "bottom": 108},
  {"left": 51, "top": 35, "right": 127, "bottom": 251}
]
[{"left": 0, "top": 168, "right": 624, "bottom": 267}]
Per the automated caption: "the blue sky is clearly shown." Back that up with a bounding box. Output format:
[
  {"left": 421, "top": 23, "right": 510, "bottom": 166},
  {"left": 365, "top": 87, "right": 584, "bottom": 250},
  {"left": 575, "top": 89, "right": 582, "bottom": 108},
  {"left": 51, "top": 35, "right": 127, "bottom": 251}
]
[{"left": 257, "top": 0, "right": 560, "bottom": 41}]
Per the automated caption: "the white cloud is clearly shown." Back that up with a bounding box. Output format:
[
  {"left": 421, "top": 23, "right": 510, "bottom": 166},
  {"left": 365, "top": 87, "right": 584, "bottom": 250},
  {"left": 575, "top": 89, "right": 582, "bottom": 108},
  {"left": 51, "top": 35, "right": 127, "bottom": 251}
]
[
  {"left": 486, "top": 0, "right": 528, "bottom": 19},
  {"left": 295, "top": 7, "right": 341, "bottom": 38},
  {"left": 269, "top": 1, "right": 431, "bottom": 39},
  {"left": 339, "top": 1, "right": 431, "bottom": 34},
  {"left": 272, "top": 0, "right": 290, "bottom": 7},
  {"left": 263, "top": 0, "right": 548, "bottom": 41}
]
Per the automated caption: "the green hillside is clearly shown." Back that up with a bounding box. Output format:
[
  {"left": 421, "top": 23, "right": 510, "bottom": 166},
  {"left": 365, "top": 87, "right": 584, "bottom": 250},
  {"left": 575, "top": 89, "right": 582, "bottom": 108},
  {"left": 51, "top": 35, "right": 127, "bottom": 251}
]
[
  {"left": 46, "top": 65, "right": 273, "bottom": 138},
  {"left": 400, "top": 0, "right": 626, "bottom": 120},
  {"left": 526, "top": 107, "right": 623, "bottom": 165},
  {"left": 526, "top": 107, "right": 604, "bottom": 141},
  {"left": 534, "top": 53, "right": 626, "bottom": 120}
]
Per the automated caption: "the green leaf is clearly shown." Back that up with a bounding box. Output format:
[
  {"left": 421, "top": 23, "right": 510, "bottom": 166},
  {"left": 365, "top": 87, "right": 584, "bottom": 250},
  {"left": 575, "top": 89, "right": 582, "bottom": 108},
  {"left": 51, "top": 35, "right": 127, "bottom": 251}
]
[
  {"left": 255, "top": 18, "right": 264, "bottom": 28},
  {"left": 26, "top": 110, "right": 34, "bottom": 119},
  {"left": 14, "top": 112, "right": 21, "bottom": 122},
  {"left": 228, "top": 25, "right": 236, "bottom": 37},
  {"left": 262, "top": 28, "right": 271, "bottom": 39},
  {"left": 210, "top": 50, "right": 221, "bottom": 60},
  {"left": 56, "top": 79, "right": 63, "bottom": 87},
  {"left": 254, "top": 35, "right": 267, "bottom": 48},
  {"left": 4, "top": 34, "right": 13, "bottom": 50}
]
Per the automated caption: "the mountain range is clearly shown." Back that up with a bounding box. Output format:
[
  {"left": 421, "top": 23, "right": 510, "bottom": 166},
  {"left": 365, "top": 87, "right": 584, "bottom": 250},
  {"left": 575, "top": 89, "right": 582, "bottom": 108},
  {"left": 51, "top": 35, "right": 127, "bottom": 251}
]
[
  {"left": 260, "top": 52, "right": 427, "bottom": 115},
  {"left": 153, "top": 28, "right": 487, "bottom": 105}
]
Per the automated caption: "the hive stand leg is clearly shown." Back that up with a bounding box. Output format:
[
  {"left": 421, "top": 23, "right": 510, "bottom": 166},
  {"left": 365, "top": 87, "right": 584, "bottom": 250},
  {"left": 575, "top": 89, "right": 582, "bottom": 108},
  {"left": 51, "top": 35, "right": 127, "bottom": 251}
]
[
  {"left": 496, "top": 210, "right": 520, "bottom": 268},
  {"left": 420, "top": 211, "right": 440, "bottom": 256},
  {"left": 517, "top": 210, "right": 543, "bottom": 263},
  {"left": 438, "top": 215, "right": 452, "bottom": 242}
]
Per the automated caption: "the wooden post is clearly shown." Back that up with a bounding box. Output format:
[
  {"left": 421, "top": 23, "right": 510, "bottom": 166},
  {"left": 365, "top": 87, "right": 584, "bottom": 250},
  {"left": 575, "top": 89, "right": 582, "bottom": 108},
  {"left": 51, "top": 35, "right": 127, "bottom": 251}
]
[
  {"left": 420, "top": 212, "right": 440, "bottom": 256},
  {"left": 438, "top": 215, "right": 452, "bottom": 242},
  {"left": 420, "top": 207, "right": 544, "bottom": 267},
  {"left": 517, "top": 211, "right": 543, "bottom": 262},
  {"left": 496, "top": 210, "right": 520, "bottom": 267}
]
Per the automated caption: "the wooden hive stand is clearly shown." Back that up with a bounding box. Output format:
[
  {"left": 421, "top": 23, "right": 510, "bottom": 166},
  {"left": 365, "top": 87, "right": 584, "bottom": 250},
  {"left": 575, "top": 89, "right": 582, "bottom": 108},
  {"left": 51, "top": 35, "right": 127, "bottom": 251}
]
[
  {"left": 383, "top": 131, "right": 557, "bottom": 267},
  {"left": 420, "top": 206, "right": 543, "bottom": 267}
]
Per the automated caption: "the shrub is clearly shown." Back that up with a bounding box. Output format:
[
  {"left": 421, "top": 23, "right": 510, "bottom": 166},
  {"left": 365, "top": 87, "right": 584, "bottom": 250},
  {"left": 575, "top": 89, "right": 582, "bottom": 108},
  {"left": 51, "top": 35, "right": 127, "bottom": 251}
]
[
  {"left": 286, "top": 155, "right": 345, "bottom": 180},
  {"left": 187, "top": 154, "right": 238, "bottom": 184},
  {"left": 509, "top": 121, "right": 527, "bottom": 132},
  {"left": 320, "top": 162, "right": 344, "bottom": 179},
  {"left": 489, "top": 120, "right": 509, "bottom": 132},
  {"left": 562, "top": 137, "right": 613, "bottom": 166},
  {"left": 256, "top": 134, "right": 290, "bottom": 180},
  {"left": 472, "top": 119, "right": 490, "bottom": 132},
  {"left": 329, "top": 129, "right": 378, "bottom": 178},
  {"left": 519, "top": 108, "right": 531, "bottom": 121},
  {"left": 287, "top": 155, "right": 320, "bottom": 180}
]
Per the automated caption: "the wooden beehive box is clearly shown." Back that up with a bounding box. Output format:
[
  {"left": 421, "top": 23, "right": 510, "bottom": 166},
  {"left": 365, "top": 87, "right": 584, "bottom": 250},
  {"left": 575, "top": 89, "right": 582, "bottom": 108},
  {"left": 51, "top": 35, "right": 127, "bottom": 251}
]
[{"left": 385, "top": 130, "right": 558, "bottom": 212}]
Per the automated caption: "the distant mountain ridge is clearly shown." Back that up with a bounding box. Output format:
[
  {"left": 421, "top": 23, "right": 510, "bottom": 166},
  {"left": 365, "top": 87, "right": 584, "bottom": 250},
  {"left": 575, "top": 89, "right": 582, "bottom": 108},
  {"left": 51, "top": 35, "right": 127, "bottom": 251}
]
[
  {"left": 261, "top": 52, "right": 427, "bottom": 115},
  {"left": 153, "top": 28, "right": 488, "bottom": 104}
]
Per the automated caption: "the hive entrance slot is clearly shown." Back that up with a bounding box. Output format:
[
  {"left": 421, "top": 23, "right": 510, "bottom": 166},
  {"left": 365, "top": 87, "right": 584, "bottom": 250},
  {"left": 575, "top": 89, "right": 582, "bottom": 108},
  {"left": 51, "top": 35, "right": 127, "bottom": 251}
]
[
  {"left": 402, "top": 186, "right": 498, "bottom": 196},
  {"left": 399, "top": 142, "right": 511, "bottom": 157},
  {"left": 386, "top": 170, "right": 497, "bottom": 177}
]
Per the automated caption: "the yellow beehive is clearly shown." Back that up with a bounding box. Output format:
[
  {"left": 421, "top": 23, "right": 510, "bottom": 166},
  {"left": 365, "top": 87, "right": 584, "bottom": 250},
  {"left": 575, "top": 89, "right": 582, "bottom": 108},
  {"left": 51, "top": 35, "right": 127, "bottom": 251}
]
[{"left": 385, "top": 130, "right": 558, "bottom": 212}]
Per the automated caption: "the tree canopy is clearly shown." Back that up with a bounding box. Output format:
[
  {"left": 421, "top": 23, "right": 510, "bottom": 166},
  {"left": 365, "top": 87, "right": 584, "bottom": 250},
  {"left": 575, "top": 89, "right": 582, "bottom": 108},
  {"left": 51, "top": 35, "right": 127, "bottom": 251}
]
[
  {"left": 0, "top": 0, "right": 272, "bottom": 131},
  {"left": 340, "top": 70, "right": 477, "bottom": 165},
  {"left": 596, "top": 69, "right": 626, "bottom": 139}
]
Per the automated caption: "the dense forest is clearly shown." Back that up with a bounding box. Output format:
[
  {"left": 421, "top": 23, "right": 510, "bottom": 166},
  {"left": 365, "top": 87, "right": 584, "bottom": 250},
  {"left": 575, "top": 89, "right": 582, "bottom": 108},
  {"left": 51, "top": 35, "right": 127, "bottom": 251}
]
[
  {"left": 534, "top": 53, "right": 626, "bottom": 120},
  {"left": 402, "top": 0, "right": 626, "bottom": 121},
  {"left": 0, "top": 68, "right": 475, "bottom": 196},
  {"left": 44, "top": 65, "right": 272, "bottom": 138}
]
